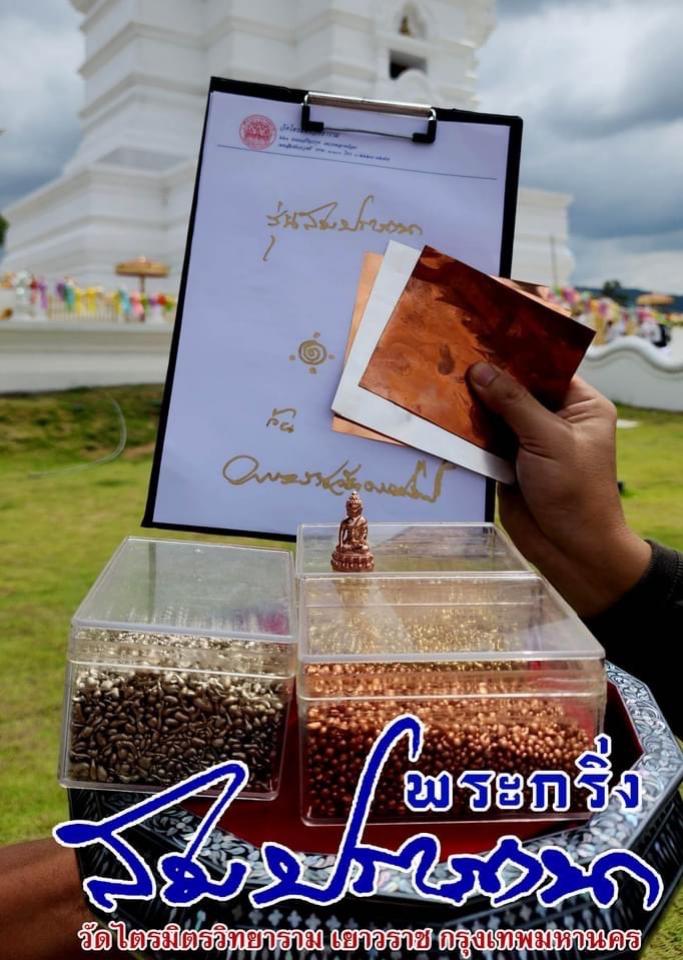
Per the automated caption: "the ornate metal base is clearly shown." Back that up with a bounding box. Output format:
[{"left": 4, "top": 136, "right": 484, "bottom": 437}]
[
  {"left": 330, "top": 548, "right": 375, "bottom": 572},
  {"left": 70, "top": 664, "right": 683, "bottom": 959}
]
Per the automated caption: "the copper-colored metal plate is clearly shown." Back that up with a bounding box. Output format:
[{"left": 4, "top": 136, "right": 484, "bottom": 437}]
[
  {"left": 331, "top": 252, "right": 398, "bottom": 445},
  {"left": 359, "top": 246, "right": 594, "bottom": 458}
]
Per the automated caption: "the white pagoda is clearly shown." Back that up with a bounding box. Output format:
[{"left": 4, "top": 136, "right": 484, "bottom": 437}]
[{"left": 2, "top": 0, "right": 572, "bottom": 288}]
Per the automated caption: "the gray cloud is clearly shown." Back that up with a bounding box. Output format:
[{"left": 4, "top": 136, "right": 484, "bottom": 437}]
[
  {"left": 0, "top": 4, "right": 81, "bottom": 212},
  {"left": 497, "top": 0, "right": 681, "bottom": 19},
  {"left": 496, "top": 0, "right": 600, "bottom": 18},
  {"left": 538, "top": 15, "right": 683, "bottom": 138},
  {"left": 479, "top": 0, "right": 683, "bottom": 290},
  {"left": 572, "top": 235, "right": 683, "bottom": 292},
  {"left": 0, "top": 0, "right": 78, "bottom": 28},
  {"left": 2, "top": 0, "right": 681, "bottom": 291}
]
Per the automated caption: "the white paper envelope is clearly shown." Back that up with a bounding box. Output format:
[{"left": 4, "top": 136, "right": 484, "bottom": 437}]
[{"left": 332, "top": 240, "right": 515, "bottom": 484}]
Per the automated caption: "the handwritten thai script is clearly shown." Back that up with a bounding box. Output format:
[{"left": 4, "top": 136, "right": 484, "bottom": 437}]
[
  {"left": 263, "top": 194, "right": 422, "bottom": 258},
  {"left": 54, "top": 715, "right": 661, "bottom": 916},
  {"left": 221, "top": 455, "right": 454, "bottom": 502},
  {"left": 265, "top": 407, "right": 297, "bottom": 433}
]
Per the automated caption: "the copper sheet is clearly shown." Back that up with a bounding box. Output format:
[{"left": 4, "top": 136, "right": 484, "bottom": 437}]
[
  {"left": 359, "top": 246, "right": 594, "bottom": 458},
  {"left": 331, "top": 252, "right": 398, "bottom": 445}
]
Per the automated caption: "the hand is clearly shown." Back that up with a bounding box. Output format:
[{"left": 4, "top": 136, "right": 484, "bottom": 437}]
[
  {"left": 0, "top": 839, "right": 129, "bottom": 959},
  {"left": 468, "top": 363, "right": 651, "bottom": 618}
]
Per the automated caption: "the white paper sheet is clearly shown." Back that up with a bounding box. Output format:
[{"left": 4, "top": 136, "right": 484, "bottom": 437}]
[
  {"left": 148, "top": 85, "right": 517, "bottom": 536},
  {"left": 332, "top": 241, "right": 515, "bottom": 484}
]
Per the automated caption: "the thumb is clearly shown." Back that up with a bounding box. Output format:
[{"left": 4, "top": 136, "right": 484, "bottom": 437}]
[{"left": 468, "top": 362, "right": 562, "bottom": 445}]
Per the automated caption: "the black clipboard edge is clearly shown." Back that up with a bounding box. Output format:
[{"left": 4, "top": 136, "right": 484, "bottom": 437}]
[
  {"left": 498, "top": 109, "right": 522, "bottom": 281},
  {"left": 143, "top": 76, "right": 523, "bottom": 535},
  {"left": 142, "top": 83, "right": 213, "bottom": 534}
]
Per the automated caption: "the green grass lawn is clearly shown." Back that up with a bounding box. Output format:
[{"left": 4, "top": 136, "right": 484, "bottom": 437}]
[{"left": 0, "top": 385, "right": 681, "bottom": 955}]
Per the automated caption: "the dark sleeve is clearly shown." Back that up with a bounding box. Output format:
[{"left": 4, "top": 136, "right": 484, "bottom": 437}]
[{"left": 585, "top": 541, "right": 683, "bottom": 737}]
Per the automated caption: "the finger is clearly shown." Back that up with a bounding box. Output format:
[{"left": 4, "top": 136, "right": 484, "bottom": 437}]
[
  {"left": 558, "top": 375, "right": 617, "bottom": 424},
  {"left": 498, "top": 484, "right": 593, "bottom": 604},
  {"left": 561, "top": 375, "right": 602, "bottom": 406},
  {"left": 561, "top": 375, "right": 617, "bottom": 411},
  {"left": 498, "top": 483, "right": 547, "bottom": 564},
  {"left": 468, "top": 363, "right": 561, "bottom": 443}
]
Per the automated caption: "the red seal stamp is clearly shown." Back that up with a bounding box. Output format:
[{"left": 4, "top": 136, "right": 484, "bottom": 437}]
[{"left": 239, "top": 114, "right": 277, "bottom": 151}]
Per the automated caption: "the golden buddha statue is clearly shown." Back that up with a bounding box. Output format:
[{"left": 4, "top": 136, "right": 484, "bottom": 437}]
[{"left": 331, "top": 491, "right": 375, "bottom": 572}]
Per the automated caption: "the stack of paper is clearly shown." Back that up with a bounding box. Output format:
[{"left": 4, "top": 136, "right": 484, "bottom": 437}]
[{"left": 332, "top": 241, "right": 594, "bottom": 483}]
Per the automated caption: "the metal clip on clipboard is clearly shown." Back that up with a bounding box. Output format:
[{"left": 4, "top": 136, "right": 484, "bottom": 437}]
[{"left": 301, "top": 91, "right": 437, "bottom": 144}]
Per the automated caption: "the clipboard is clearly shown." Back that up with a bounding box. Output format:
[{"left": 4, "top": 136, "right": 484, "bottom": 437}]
[{"left": 144, "top": 77, "right": 522, "bottom": 540}]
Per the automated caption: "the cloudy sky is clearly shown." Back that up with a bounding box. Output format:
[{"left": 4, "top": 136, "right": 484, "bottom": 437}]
[
  {"left": 1, "top": 0, "right": 682, "bottom": 291},
  {"left": 479, "top": 0, "right": 683, "bottom": 291},
  {"left": 0, "top": 0, "right": 81, "bottom": 214}
]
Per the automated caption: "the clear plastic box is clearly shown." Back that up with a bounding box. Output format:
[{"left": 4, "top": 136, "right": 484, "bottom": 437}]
[
  {"left": 296, "top": 521, "right": 531, "bottom": 578},
  {"left": 59, "top": 537, "right": 296, "bottom": 799},
  {"left": 296, "top": 523, "right": 606, "bottom": 824}
]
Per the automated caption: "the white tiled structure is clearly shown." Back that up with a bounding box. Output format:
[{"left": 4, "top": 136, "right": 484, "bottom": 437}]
[{"left": 2, "top": 0, "right": 573, "bottom": 288}]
